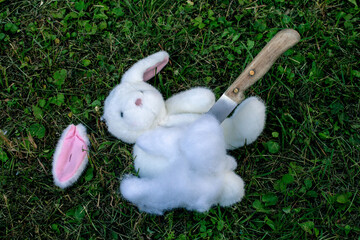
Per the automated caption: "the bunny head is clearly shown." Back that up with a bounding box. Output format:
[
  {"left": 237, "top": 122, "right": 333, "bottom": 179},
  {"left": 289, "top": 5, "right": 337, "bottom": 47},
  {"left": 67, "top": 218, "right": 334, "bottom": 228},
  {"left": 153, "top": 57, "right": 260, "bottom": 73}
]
[{"left": 102, "top": 51, "right": 170, "bottom": 143}]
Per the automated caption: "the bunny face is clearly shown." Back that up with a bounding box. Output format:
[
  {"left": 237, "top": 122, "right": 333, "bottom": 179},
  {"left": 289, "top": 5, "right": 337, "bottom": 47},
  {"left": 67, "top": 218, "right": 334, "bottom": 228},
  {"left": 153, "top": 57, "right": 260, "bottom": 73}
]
[
  {"left": 102, "top": 51, "right": 170, "bottom": 143},
  {"left": 103, "top": 81, "right": 166, "bottom": 143}
]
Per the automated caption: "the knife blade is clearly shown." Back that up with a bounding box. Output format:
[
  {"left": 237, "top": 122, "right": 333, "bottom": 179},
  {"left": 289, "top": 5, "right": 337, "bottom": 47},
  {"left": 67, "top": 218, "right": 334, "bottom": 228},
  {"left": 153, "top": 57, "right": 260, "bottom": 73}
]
[{"left": 207, "top": 29, "right": 301, "bottom": 123}]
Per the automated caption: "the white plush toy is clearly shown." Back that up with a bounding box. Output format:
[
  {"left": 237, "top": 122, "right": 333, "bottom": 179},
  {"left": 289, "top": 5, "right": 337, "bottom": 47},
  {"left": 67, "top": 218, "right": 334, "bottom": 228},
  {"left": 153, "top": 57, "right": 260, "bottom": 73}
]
[{"left": 101, "top": 51, "right": 266, "bottom": 214}]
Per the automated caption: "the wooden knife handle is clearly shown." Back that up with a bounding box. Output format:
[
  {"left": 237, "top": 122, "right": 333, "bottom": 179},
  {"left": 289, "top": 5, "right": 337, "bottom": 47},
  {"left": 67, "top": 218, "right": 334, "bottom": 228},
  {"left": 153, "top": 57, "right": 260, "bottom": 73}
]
[{"left": 225, "top": 29, "right": 301, "bottom": 103}]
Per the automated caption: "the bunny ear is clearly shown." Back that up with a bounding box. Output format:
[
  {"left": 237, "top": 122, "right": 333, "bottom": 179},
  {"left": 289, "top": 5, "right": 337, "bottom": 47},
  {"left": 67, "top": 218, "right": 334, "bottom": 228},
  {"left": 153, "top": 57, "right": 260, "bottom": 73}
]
[
  {"left": 122, "top": 51, "right": 169, "bottom": 83},
  {"left": 52, "top": 124, "right": 90, "bottom": 189}
]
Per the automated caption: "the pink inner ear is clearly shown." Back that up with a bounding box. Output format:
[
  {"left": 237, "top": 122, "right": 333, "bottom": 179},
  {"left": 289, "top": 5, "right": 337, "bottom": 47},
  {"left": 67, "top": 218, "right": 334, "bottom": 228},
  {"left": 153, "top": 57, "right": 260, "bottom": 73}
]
[
  {"left": 55, "top": 125, "right": 88, "bottom": 183},
  {"left": 143, "top": 57, "right": 169, "bottom": 81}
]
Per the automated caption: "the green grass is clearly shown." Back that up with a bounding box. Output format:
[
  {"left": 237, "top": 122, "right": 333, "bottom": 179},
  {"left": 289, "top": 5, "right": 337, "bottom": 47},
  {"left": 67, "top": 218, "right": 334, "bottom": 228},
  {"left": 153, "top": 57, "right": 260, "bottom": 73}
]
[{"left": 0, "top": 0, "right": 359, "bottom": 239}]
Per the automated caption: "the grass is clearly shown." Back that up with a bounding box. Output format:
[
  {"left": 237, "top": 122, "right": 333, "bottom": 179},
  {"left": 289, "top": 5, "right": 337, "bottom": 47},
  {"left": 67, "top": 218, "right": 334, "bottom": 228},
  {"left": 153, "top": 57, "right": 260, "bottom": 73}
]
[{"left": 0, "top": 0, "right": 359, "bottom": 239}]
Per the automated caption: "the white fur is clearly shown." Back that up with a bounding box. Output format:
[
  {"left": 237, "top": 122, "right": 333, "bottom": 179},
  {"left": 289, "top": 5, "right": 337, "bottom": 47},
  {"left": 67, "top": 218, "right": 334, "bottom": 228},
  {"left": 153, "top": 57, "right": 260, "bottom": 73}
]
[
  {"left": 120, "top": 115, "right": 245, "bottom": 214},
  {"left": 52, "top": 124, "right": 90, "bottom": 189},
  {"left": 103, "top": 81, "right": 167, "bottom": 143},
  {"left": 222, "top": 96, "right": 266, "bottom": 149},
  {"left": 102, "top": 52, "right": 217, "bottom": 143},
  {"left": 165, "top": 87, "right": 215, "bottom": 115},
  {"left": 102, "top": 51, "right": 267, "bottom": 213},
  {"left": 102, "top": 51, "right": 266, "bottom": 147}
]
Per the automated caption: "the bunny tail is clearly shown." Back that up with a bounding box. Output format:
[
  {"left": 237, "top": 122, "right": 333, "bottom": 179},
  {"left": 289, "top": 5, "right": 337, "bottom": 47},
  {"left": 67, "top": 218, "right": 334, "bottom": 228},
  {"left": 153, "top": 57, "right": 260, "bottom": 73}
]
[{"left": 52, "top": 124, "right": 90, "bottom": 189}]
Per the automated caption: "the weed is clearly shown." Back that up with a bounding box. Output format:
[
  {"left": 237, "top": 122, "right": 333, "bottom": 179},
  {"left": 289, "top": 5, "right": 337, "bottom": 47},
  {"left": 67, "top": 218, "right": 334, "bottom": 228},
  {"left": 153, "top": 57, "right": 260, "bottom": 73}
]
[{"left": 0, "top": 0, "right": 359, "bottom": 239}]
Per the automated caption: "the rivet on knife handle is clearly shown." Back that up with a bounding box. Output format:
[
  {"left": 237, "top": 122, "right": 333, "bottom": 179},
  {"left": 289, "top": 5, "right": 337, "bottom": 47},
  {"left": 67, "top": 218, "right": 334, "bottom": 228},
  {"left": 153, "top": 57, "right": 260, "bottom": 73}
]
[
  {"left": 225, "top": 29, "right": 301, "bottom": 104},
  {"left": 207, "top": 29, "right": 300, "bottom": 123}
]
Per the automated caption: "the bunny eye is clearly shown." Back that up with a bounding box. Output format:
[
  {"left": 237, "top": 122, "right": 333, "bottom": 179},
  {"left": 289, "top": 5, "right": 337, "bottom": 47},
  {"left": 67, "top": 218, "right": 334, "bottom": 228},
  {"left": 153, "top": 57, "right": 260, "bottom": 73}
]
[
  {"left": 139, "top": 90, "right": 144, "bottom": 93},
  {"left": 120, "top": 112, "right": 124, "bottom": 118}
]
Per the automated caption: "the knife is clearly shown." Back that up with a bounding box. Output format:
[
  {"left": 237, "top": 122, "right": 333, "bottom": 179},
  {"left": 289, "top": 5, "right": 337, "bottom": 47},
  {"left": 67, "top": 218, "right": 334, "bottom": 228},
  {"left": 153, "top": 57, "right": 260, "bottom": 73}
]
[{"left": 207, "top": 29, "right": 301, "bottom": 123}]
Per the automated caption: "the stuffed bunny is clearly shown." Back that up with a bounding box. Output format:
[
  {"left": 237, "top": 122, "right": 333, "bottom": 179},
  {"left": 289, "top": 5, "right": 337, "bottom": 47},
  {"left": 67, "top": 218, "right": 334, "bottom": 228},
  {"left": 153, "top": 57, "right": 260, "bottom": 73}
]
[
  {"left": 102, "top": 51, "right": 266, "bottom": 177},
  {"left": 100, "top": 51, "right": 266, "bottom": 214},
  {"left": 53, "top": 51, "right": 265, "bottom": 214}
]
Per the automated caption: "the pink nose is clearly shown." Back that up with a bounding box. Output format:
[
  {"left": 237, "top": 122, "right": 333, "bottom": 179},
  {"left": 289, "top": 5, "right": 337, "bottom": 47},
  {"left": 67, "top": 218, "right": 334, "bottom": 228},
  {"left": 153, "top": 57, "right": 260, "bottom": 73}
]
[{"left": 135, "top": 98, "right": 142, "bottom": 106}]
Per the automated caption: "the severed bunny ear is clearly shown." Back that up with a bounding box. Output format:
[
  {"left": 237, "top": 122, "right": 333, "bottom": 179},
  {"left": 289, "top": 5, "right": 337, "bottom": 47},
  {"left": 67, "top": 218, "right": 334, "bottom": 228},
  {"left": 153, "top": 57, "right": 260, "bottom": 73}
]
[
  {"left": 121, "top": 51, "right": 169, "bottom": 83},
  {"left": 52, "top": 124, "right": 90, "bottom": 189}
]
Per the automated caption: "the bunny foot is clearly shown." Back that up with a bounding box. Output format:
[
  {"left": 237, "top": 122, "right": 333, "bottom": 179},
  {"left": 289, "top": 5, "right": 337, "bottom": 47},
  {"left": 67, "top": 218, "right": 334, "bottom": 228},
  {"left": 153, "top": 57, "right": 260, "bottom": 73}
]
[
  {"left": 219, "top": 171, "right": 245, "bottom": 206},
  {"left": 222, "top": 96, "right": 266, "bottom": 149}
]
